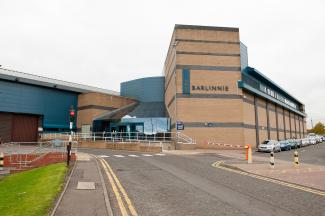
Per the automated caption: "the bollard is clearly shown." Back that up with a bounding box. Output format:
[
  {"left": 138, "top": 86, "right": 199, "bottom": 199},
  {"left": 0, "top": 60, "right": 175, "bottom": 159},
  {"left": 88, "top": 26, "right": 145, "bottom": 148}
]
[
  {"left": 247, "top": 144, "right": 253, "bottom": 164},
  {"left": 294, "top": 151, "right": 299, "bottom": 166},
  {"left": 245, "top": 145, "right": 249, "bottom": 160},
  {"left": 0, "top": 152, "right": 4, "bottom": 171},
  {"left": 270, "top": 151, "right": 275, "bottom": 168},
  {"left": 67, "top": 141, "right": 72, "bottom": 166}
]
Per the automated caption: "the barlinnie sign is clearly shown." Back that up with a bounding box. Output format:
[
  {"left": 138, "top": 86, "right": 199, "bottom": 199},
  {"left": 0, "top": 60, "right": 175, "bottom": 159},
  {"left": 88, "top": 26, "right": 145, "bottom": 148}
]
[{"left": 192, "top": 85, "right": 229, "bottom": 92}]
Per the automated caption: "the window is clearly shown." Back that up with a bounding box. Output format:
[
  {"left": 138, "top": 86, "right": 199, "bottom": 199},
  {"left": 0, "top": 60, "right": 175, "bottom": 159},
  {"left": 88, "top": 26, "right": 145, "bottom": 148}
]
[{"left": 182, "top": 69, "right": 190, "bottom": 94}]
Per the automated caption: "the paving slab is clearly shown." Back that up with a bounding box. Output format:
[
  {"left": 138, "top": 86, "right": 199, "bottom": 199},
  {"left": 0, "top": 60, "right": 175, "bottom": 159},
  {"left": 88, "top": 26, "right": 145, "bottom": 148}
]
[
  {"left": 77, "top": 181, "right": 96, "bottom": 190},
  {"left": 76, "top": 152, "right": 91, "bottom": 161}
]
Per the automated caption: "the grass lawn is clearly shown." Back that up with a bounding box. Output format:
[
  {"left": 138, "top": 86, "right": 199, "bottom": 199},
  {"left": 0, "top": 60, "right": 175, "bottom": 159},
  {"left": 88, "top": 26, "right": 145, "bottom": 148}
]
[{"left": 0, "top": 163, "right": 68, "bottom": 216}]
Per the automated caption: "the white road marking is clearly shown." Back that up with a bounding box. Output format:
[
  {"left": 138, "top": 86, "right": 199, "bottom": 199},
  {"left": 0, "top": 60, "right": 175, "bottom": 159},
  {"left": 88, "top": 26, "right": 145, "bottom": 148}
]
[
  {"left": 128, "top": 155, "right": 139, "bottom": 157},
  {"left": 114, "top": 155, "right": 125, "bottom": 158},
  {"left": 142, "top": 154, "right": 153, "bottom": 157},
  {"left": 100, "top": 155, "right": 110, "bottom": 158},
  {"left": 155, "top": 153, "right": 165, "bottom": 156}
]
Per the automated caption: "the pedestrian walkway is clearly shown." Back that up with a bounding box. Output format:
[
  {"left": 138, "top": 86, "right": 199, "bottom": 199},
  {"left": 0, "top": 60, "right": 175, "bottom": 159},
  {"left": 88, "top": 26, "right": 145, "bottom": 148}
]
[
  {"left": 214, "top": 150, "right": 325, "bottom": 191},
  {"left": 52, "top": 152, "right": 112, "bottom": 216},
  {"left": 97, "top": 153, "right": 166, "bottom": 159}
]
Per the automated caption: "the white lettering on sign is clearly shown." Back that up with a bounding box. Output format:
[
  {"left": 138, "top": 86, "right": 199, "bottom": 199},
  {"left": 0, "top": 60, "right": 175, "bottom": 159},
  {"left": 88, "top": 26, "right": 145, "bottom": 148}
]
[
  {"left": 260, "top": 84, "right": 297, "bottom": 109},
  {"left": 192, "top": 85, "right": 229, "bottom": 91}
]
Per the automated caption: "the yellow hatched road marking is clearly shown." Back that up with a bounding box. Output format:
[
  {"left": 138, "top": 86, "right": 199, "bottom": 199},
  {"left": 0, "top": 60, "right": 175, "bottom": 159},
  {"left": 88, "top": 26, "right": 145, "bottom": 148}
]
[
  {"left": 101, "top": 158, "right": 138, "bottom": 216},
  {"left": 212, "top": 161, "right": 325, "bottom": 197},
  {"left": 97, "top": 157, "right": 128, "bottom": 216}
]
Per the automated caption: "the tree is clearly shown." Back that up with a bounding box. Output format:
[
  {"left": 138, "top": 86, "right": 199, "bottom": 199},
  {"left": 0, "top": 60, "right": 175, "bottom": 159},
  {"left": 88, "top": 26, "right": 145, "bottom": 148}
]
[{"left": 309, "top": 122, "right": 325, "bottom": 134}]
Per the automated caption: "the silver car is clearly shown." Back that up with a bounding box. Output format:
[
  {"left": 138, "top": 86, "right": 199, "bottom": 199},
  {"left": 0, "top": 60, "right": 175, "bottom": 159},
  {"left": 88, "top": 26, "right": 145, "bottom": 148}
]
[
  {"left": 301, "top": 138, "right": 310, "bottom": 147},
  {"left": 258, "top": 140, "right": 281, "bottom": 152}
]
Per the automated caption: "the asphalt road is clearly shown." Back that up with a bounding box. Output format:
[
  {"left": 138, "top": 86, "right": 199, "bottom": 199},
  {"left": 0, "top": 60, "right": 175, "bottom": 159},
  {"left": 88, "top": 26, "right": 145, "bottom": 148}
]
[
  {"left": 81, "top": 149, "right": 325, "bottom": 216},
  {"left": 255, "top": 142, "right": 325, "bottom": 166}
]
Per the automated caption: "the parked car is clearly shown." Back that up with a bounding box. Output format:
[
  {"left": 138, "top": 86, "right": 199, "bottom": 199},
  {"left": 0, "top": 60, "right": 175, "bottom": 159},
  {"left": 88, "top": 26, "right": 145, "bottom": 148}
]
[
  {"left": 258, "top": 140, "right": 281, "bottom": 152},
  {"left": 287, "top": 139, "right": 298, "bottom": 149},
  {"left": 279, "top": 140, "right": 291, "bottom": 151},
  {"left": 315, "top": 136, "right": 322, "bottom": 143},
  {"left": 295, "top": 139, "right": 302, "bottom": 148},
  {"left": 309, "top": 137, "right": 317, "bottom": 145},
  {"left": 301, "top": 138, "right": 310, "bottom": 147}
]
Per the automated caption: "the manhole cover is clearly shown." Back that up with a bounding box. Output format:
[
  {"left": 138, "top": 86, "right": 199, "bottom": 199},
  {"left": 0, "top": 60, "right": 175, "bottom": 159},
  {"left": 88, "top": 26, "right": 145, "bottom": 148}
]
[{"left": 77, "top": 181, "right": 96, "bottom": 190}]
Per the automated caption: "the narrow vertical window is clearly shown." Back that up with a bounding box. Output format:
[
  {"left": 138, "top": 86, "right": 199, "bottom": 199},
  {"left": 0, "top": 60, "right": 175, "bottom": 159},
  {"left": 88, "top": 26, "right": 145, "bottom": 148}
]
[{"left": 182, "top": 69, "right": 190, "bottom": 94}]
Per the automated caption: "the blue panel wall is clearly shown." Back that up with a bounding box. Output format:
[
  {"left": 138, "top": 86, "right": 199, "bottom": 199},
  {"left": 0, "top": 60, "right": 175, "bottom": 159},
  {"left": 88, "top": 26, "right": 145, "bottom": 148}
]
[
  {"left": 120, "top": 77, "right": 165, "bottom": 102},
  {"left": 240, "top": 42, "right": 248, "bottom": 71},
  {"left": 0, "top": 80, "right": 78, "bottom": 130}
]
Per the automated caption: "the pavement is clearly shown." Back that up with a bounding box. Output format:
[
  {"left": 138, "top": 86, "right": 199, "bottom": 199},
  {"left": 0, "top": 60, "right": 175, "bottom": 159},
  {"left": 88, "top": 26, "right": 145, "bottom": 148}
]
[{"left": 53, "top": 152, "right": 112, "bottom": 216}]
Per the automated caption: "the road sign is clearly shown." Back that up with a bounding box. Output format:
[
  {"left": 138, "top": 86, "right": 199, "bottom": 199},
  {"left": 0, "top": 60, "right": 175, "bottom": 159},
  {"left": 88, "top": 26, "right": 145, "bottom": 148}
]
[{"left": 176, "top": 122, "right": 184, "bottom": 130}]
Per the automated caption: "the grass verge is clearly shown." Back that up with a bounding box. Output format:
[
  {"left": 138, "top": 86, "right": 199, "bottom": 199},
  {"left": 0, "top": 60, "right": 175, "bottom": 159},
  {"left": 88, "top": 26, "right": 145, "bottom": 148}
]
[{"left": 0, "top": 163, "right": 68, "bottom": 216}]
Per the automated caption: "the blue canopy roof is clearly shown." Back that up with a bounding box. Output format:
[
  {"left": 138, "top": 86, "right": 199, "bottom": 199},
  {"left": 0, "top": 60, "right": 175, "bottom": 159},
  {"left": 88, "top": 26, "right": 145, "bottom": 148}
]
[{"left": 243, "top": 67, "right": 304, "bottom": 106}]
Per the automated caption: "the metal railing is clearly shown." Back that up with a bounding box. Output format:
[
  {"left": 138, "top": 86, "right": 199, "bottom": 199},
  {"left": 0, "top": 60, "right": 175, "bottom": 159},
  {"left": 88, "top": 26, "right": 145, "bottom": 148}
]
[
  {"left": 1, "top": 141, "right": 78, "bottom": 170},
  {"left": 41, "top": 132, "right": 195, "bottom": 144}
]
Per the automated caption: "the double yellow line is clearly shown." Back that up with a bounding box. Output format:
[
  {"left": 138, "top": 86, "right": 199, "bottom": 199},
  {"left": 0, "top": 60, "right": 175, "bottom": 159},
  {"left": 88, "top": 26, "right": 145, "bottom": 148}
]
[
  {"left": 212, "top": 161, "right": 325, "bottom": 197},
  {"left": 96, "top": 156, "right": 138, "bottom": 216}
]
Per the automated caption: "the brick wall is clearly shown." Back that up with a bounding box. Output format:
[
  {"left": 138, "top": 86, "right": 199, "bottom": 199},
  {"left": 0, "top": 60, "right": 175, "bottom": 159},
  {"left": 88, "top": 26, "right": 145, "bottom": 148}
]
[{"left": 77, "top": 92, "right": 136, "bottom": 129}]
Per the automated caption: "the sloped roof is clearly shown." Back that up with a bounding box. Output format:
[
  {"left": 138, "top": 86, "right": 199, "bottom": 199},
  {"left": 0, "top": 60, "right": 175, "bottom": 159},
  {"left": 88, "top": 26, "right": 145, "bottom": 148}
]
[
  {"left": 93, "top": 102, "right": 138, "bottom": 121},
  {"left": 93, "top": 102, "right": 166, "bottom": 121},
  {"left": 127, "top": 102, "right": 166, "bottom": 118},
  {"left": 0, "top": 67, "right": 119, "bottom": 95}
]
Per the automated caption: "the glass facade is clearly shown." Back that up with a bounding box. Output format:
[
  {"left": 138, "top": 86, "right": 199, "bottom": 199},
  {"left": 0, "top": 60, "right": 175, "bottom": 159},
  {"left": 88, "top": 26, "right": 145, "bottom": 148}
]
[{"left": 110, "top": 117, "right": 170, "bottom": 134}]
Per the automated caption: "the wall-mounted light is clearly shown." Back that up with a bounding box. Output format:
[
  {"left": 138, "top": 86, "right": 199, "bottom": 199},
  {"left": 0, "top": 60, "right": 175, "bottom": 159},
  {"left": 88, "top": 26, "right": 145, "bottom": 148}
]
[{"left": 205, "top": 122, "right": 213, "bottom": 127}]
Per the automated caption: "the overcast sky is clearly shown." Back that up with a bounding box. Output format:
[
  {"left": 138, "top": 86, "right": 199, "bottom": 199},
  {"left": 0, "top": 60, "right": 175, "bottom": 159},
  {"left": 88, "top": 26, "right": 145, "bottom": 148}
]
[{"left": 0, "top": 0, "right": 324, "bottom": 128}]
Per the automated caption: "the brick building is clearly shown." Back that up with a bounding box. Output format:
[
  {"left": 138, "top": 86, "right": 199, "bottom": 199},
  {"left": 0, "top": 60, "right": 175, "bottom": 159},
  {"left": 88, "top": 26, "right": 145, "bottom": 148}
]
[{"left": 164, "top": 24, "right": 307, "bottom": 148}]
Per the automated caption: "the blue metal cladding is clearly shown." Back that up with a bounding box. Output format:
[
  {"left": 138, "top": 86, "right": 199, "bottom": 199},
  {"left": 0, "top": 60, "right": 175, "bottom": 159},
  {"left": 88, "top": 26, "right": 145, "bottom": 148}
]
[
  {"left": 240, "top": 42, "right": 248, "bottom": 71},
  {"left": 0, "top": 80, "right": 78, "bottom": 130},
  {"left": 182, "top": 69, "right": 190, "bottom": 94},
  {"left": 120, "top": 77, "right": 165, "bottom": 102}
]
